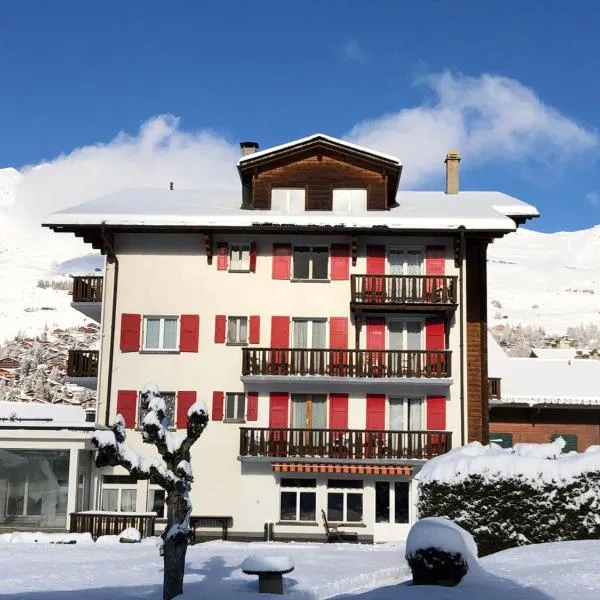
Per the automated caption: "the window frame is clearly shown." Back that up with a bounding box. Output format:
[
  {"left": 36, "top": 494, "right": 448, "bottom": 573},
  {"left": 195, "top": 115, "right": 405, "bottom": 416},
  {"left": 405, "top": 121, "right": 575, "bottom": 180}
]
[
  {"left": 326, "top": 479, "right": 364, "bottom": 523},
  {"left": 227, "top": 316, "right": 248, "bottom": 345},
  {"left": 388, "top": 396, "right": 425, "bottom": 431},
  {"left": 229, "top": 244, "right": 251, "bottom": 273},
  {"left": 386, "top": 247, "right": 424, "bottom": 276},
  {"left": 224, "top": 392, "right": 246, "bottom": 423},
  {"left": 332, "top": 188, "right": 367, "bottom": 212},
  {"left": 279, "top": 478, "right": 317, "bottom": 523},
  {"left": 100, "top": 475, "right": 138, "bottom": 513},
  {"left": 137, "top": 391, "right": 176, "bottom": 430},
  {"left": 386, "top": 318, "right": 424, "bottom": 350},
  {"left": 292, "top": 246, "right": 329, "bottom": 281},
  {"left": 142, "top": 315, "right": 179, "bottom": 352},
  {"left": 271, "top": 187, "right": 307, "bottom": 212}
]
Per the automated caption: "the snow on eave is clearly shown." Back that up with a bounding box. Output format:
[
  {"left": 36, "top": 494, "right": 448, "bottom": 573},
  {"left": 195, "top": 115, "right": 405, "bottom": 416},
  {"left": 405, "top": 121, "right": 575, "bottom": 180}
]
[
  {"left": 491, "top": 395, "right": 600, "bottom": 407},
  {"left": 237, "top": 133, "right": 402, "bottom": 166}
]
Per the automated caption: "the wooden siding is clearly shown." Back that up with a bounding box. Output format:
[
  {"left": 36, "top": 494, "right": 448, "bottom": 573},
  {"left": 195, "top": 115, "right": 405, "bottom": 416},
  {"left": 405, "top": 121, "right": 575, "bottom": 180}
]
[
  {"left": 466, "top": 239, "right": 489, "bottom": 443},
  {"left": 490, "top": 406, "right": 600, "bottom": 450},
  {"left": 252, "top": 154, "right": 387, "bottom": 210}
]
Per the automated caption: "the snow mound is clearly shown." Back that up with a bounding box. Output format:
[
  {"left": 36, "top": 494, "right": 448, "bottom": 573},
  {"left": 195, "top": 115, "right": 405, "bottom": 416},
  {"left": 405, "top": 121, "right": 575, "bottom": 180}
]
[
  {"left": 0, "top": 532, "right": 93, "bottom": 544},
  {"left": 119, "top": 527, "right": 141, "bottom": 543},
  {"left": 95, "top": 535, "right": 121, "bottom": 545},
  {"left": 418, "top": 441, "right": 600, "bottom": 487},
  {"left": 241, "top": 553, "right": 295, "bottom": 573},
  {"left": 513, "top": 437, "right": 566, "bottom": 459}
]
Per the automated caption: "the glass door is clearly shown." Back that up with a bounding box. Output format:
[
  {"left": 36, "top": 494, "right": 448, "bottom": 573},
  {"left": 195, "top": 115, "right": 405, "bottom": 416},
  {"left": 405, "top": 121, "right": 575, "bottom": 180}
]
[{"left": 373, "top": 480, "right": 412, "bottom": 542}]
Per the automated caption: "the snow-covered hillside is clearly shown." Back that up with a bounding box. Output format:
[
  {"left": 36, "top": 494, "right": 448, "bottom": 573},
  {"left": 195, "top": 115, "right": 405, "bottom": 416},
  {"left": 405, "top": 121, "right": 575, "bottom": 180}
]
[{"left": 488, "top": 226, "right": 600, "bottom": 333}]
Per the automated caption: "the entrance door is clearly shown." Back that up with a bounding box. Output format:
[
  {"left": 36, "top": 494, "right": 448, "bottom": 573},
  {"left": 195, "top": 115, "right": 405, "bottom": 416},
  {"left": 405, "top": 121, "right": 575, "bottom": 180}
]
[{"left": 373, "top": 480, "right": 412, "bottom": 541}]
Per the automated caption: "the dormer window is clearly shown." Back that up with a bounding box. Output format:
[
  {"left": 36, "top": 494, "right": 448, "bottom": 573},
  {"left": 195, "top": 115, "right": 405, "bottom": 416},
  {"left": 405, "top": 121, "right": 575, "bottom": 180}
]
[
  {"left": 332, "top": 188, "right": 367, "bottom": 212},
  {"left": 271, "top": 188, "right": 305, "bottom": 212}
]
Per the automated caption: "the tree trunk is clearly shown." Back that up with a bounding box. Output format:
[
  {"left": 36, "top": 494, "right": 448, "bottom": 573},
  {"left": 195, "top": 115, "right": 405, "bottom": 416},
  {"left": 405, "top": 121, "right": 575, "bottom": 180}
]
[{"left": 163, "top": 490, "right": 190, "bottom": 600}]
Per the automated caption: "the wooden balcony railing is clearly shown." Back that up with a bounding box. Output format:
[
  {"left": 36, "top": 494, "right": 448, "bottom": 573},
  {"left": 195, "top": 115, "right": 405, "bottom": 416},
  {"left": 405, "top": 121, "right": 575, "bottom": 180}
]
[
  {"left": 72, "top": 276, "right": 103, "bottom": 303},
  {"left": 351, "top": 275, "right": 458, "bottom": 306},
  {"left": 67, "top": 350, "right": 99, "bottom": 377},
  {"left": 489, "top": 377, "right": 501, "bottom": 400},
  {"left": 240, "top": 427, "right": 452, "bottom": 460},
  {"left": 242, "top": 348, "right": 451, "bottom": 378},
  {"left": 69, "top": 511, "right": 155, "bottom": 539}
]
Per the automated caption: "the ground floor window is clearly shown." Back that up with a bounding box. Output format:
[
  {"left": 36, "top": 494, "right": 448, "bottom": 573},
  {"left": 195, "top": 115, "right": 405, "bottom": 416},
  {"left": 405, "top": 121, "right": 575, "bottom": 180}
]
[
  {"left": 101, "top": 475, "right": 137, "bottom": 512},
  {"left": 147, "top": 486, "right": 167, "bottom": 518},
  {"left": 327, "top": 479, "right": 363, "bottom": 522},
  {"left": 0, "top": 449, "right": 70, "bottom": 529},
  {"left": 375, "top": 480, "right": 409, "bottom": 524},
  {"left": 279, "top": 478, "right": 316, "bottom": 522}
]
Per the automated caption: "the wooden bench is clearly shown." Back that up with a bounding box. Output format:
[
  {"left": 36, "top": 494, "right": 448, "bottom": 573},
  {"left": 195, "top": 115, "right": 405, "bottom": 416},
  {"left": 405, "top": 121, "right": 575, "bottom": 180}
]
[
  {"left": 241, "top": 554, "right": 295, "bottom": 594},
  {"left": 188, "top": 516, "right": 233, "bottom": 543},
  {"left": 321, "top": 509, "right": 359, "bottom": 543}
]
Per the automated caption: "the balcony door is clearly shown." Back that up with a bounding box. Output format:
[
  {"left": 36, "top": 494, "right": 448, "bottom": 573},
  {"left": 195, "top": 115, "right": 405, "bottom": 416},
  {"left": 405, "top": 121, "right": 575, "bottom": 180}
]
[
  {"left": 388, "top": 249, "right": 423, "bottom": 301},
  {"left": 291, "top": 394, "right": 327, "bottom": 452},
  {"left": 388, "top": 319, "right": 422, "bottom": 376},
  {"left": 293, "top": 319, "right": 326, "bottom": 373},
  {"left": 374, "top": 480, "right": 411, "bottom": 542}
]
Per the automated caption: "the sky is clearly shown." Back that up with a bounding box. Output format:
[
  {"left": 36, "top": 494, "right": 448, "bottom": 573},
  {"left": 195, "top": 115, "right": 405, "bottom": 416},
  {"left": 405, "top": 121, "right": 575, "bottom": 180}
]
[{"left": 1, "top": 0, "right": 600, "bottom": 233}]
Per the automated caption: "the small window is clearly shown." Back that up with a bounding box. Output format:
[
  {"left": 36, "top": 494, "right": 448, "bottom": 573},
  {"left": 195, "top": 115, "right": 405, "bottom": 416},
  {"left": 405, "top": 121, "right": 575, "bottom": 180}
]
[
  {"left": 293, "top": 247, "right": 328, "bottom": 280},
  {"left": 490, "top": 432, "right": 513, "bottom": 448},
  {"left": 279, "top": 478, "right": 316, "bottom": 522},
  {"left": 271, "top": 188, "right": 305, "bottom": 212},
  {"left": 229, "top": 244, "right": 250, "bottom": 272},
  {"left": 138, "top": 392, "right": 176, "bottom": 429},
  {"left": 225, "top": 393, "right": 245, "bottom": 422},
  {"left": 227, "top": 317, "right": 248, "bottom": 344},
  {"left": 327, "top": 479, "right": 364, "bottom": 522},
  {"left": 332, "top": 189, "right": 367, "bottom": 212},
  {"left": 143, "top": 316, "right": 178, "bottom": 351}
]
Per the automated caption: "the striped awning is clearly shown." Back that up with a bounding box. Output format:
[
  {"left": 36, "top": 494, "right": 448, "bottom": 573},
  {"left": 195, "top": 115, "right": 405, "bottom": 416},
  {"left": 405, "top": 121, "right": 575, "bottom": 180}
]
[{"left": 273, "top": 463, "right": 412, "bottom": 476}]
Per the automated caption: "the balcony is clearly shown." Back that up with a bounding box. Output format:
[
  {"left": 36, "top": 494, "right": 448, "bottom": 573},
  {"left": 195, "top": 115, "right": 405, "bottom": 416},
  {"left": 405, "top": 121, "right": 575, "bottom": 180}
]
[
  {"left": 242, "top": 348, "right": 451, "bottom": 379},
  {"left": 71, "top": 276, "right": 103, "bottom": 322},
  {"left": 350, "top": 275, "right": 458, "bottom": 312},
  {"left": 240, "top": 427, "right": 452, "bottom": 461},
  {"left": 67, "top": 350, "right": 99, "bottom": 389}
]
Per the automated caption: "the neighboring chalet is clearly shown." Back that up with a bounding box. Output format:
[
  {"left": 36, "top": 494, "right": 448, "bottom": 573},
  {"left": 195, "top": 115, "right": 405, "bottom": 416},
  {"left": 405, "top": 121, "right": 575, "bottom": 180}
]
[
  {"left": 489, "top": 333, "right": 600, "bottom": 451},
  {"left": 41, "top": 134, "right": 538, "bottom": 541}
]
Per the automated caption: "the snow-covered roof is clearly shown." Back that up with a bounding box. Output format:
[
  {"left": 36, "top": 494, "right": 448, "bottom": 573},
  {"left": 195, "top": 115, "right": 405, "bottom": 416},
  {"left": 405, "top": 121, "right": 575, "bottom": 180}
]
[
  {"left": 237, "top": 133, "right": 402, "bottom": 166},
  {"left": 0, "top": 401, "right": 93, "bottom": 428},
  {"left": 529, "top": 348, "right": 579, "bottom": 360},
  {"left": 44, "top": 187, "right": 536, "bottom": 233},
  {"left": 488, "top": 333, "right": 600, "bottom": 406}
]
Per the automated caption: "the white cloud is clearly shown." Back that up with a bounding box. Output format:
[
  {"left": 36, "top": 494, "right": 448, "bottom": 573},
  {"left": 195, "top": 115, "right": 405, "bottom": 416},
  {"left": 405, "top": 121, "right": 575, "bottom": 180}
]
[
  {"left": 346, "top": 71, "right": 598, "bottom": 186},
  {"left": 341, "top": 38, "right": 365, "bottom": 62},
  {"left": 586, "top": 192, "right": 599, "bottom": 206}
]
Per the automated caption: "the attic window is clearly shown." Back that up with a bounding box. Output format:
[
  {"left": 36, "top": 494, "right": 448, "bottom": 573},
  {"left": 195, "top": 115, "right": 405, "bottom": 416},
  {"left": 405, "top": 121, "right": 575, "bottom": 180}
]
[
  {"left": 332, "top": 189, "right": 367, "bottom": 212},
  {"left": 271, "top": 188, "right": 305, "bottom": 212}
]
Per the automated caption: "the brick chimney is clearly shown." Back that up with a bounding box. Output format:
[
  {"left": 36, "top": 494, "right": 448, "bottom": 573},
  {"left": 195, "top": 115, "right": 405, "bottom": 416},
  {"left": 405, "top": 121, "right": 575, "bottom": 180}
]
[
  {"left": 445, "top": 150, "right": 461, "bottom": 195},
  {"left": 240, "top": 141, "right": 259, "bottom": 156}
]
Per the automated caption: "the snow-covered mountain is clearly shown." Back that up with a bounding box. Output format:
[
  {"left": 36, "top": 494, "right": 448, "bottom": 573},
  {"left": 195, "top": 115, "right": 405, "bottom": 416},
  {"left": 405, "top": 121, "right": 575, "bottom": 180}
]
[{"left": 1, "top": 166, "right": 600, "bottom": 339}]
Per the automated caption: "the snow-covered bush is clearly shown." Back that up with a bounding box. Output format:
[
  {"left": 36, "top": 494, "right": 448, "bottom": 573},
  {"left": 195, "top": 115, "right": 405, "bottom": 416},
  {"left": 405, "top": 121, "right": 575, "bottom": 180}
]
[{"left": 417, "top": 441, "right": 600, "bottom": 555}]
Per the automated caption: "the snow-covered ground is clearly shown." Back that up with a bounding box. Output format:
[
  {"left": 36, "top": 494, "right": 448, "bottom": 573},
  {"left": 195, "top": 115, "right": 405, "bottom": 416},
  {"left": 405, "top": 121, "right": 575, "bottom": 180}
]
[{"left": 0, "top": 538, "right": 599, "bottom": 599}]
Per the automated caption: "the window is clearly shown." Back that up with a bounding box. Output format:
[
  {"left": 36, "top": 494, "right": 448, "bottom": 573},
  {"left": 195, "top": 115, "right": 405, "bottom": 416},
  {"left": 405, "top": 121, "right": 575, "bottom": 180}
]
[
  {"left": 332, "top": 189, "right": 367, "bottom": 212},
  {"left": 138, "top": 392, "right": 176, "bottom": 429},
  {"left": 101, "top": 475, "right": 137, "bottom": 512},
  {"left": 225, "top": 393, "right": 245, "bottom": 422},
  {"left": 327, "top": 479, "right": 363, "bottom": 522},
  {"left": 388, "top": 249, "right": 423, "bottom": 276},
  {"left": 271, "top": 188, "right": 306, "bottom": 212},
  {"left": 229, "top": 244, "right": 250, "bottom": 272},
  {"left": 279, "top": 478, "right": 316, "bottom": 522},
  {"left": 490, "top": 432, "right": 513, "bottom": 448},
  {"left": 388, "top": 319, "right": 422, "bottom": 350},
  {"left": 292, "top": 319, "right": 327, "bottom": 371},
  {"left": 147, "top": 486, "right": 167, "bottom": 518},
  {"left": 389, "top": 397, "right": 424, "bottom": 431},
  {"left": 375, "top": 481, "right": 409, "bottom": 524},
  {"left": 143, "top": 316, "right": 178, "bottom": 351},
  {"left": 293, "top": 246, "right": 328, "bottom": 280},
  {"left": 227, "top": 316, "right": 248, "bottom": 344},
  {"left": 1, "top": 450, "right": 69, "bottom": 529}
]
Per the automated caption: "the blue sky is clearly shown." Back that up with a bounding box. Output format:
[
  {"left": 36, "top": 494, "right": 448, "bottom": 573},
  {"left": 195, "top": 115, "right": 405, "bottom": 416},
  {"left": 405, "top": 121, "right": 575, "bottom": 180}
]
[{"left": 1, "top": 0, "right": 599, "bottom": 232}]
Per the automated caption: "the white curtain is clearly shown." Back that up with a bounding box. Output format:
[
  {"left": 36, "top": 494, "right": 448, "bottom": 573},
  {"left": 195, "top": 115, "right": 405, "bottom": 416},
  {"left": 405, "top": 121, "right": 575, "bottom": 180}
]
[
  {"left": 406, "top": 250, "right": 422, "bottom": 275},
  {"left": 292, "top": 395, "right": 307, "bottom": 429},
  {"left": 101, "top": 489, "right": 118, "bottom": 512},
  {"left": 389, "top": 398, "right": 405, "bottom": 430},
  {"left": 120, "top": 489, "right": 137, "bottom": 512},
  {"left": 388, "top": 251, "right": 404, "bottom": 276},
  {"left": 312, "top": 395, "right": 327, "bottom": 429},
  {"left": 406, "top": 322, "right": 421, "bottom": 350},
  {"left": 145, "top": 318, "right": 160, "bottom": 349},
  {"left": 408, "top": 398, "right": 423, "bottom": 430},
  {"left": 312, "top": 320, "right": 326, "bottom": 348},
  {"left": 162, "top": 318, "right": 178, "bottom": 349},
  {"left": 293, "top": 320, "right": 308, "bottom": 348}
]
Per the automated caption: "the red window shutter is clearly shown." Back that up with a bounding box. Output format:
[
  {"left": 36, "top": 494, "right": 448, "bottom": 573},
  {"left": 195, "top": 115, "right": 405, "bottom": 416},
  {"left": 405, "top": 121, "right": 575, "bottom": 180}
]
[
  {"left": 120, "top": 313, "right": 141, "bottom": 352},
  {"left": 272, "top": 244, "right": 292, "bottom": 280},
  {"left": 249, "top": 242, "right": 257, "bottom": 272},
  {"left": 217, "top": 243, "right": 229, "bottom": 270},
  {"left": 212, "top": 391, "right": 224, "bottom": 421},
  {"left": 426, "top": 246, "right": 445, "bottom": 275},
  {"left": 329, "top": 394, "right": 348, "bottom": 430},
  {"left": 366, "top": 245, "right": 386, "bottom": 275},
  {"left": 329, "top": 317, "right": 348, "bottom": 349},
  {"left": 179, "top": 315, "right": 199, "bottom": 352},
  {"left": 246, "top": 392, "right": 259, "bottom": 421},
  {"left": 366, "top": 317, "right": 385, "bottom": 350},
  {"left": 426, "top": 318, "right": 446, "bottom": 350},
  {"left": 214, "top": 315, "right": 226, "bottom": 343},
  {"left": 116, "top": 390, "right": 137, "bottom": 428},
  {"left": 249, "top": 316, "right": 261, "bottom": 344},
  {"left": 427, "top": 395, "right": 446, "bottom": 430},
  {"left": 269, "top": 392, "right": 289, "bottom": 428},
  {"left": 270, "top": 316, "right": 290, "bottom": 347},
  {"left": 366, "top": 394, "right": 386, "bottom": 430},
  {"left": 330, "top": 244, "right": 350, "bottom": 280},
  {"left": 177, "top": 391, "right": 197, "bottom": 429}
]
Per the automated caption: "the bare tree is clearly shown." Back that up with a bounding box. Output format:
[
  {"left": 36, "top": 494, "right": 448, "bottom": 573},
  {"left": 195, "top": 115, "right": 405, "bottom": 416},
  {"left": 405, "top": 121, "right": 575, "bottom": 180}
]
[{"left": 91, "top": 384, "right": 209, "bottom": 600}]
